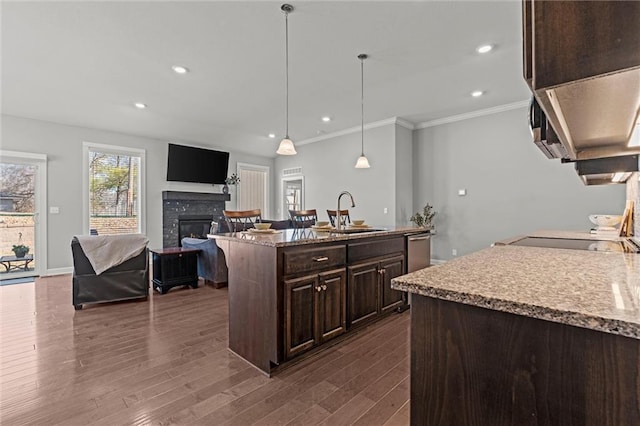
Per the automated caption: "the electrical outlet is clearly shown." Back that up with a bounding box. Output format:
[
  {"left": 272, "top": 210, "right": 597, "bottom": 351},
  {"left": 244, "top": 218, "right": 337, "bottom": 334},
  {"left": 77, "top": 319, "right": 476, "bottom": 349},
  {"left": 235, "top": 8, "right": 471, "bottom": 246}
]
[
  {"left": 383, "top": 207, "right": 388, "bottom": 214},
  {"left": 452, "top": 249, "right": 457, "bottom": 256},
  {"left": 458, "top": 189, "right": 467, "bottom": 196},
  {"left": 49, "top": 206, "right": 60, "bottom": 214}
]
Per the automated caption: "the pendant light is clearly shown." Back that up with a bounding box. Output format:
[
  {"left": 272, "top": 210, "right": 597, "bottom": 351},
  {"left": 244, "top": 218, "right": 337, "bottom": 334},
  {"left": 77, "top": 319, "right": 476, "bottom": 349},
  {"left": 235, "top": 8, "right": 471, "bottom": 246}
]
[
  {"left": 276, "top": 4, "right": 297, "bottom": 155},
  {"left": 355, "top": 53, "right": 371, "bottom": 168}
]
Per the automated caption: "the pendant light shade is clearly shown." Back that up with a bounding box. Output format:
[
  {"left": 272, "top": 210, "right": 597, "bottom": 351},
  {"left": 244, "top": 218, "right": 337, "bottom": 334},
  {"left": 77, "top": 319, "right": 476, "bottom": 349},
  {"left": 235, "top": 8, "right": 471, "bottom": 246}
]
[
  {"left": 277, "top": 4, "right": 297, "bottom": 156},
  {"left": 355, "top": 53, "right": 370, "bottom": 168},
  {"left": 276, "top": 138, "right": 296, "bottom": 155},
  {"left": 355, "top": 155, "right": 371, "bottom": 168}
]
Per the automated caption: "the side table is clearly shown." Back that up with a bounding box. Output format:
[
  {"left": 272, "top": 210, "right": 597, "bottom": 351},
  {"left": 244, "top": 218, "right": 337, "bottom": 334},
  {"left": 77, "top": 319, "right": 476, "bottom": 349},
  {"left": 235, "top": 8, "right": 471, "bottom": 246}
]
[{"left": 149, "top": 247, "right": 200, "bottom": 294}]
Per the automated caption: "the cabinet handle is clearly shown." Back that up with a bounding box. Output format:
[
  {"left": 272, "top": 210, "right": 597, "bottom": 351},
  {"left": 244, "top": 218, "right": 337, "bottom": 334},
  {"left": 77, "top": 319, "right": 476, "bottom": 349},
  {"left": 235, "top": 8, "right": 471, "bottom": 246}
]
[
  {"left": 312, "top": 256, "right": 329, "bottom": 262},
  {"left": 378, "top": 269, "right": 384, "bottom": 275},
  {"left": 321, "top": 284, "right": 327, "bottom": 291},
  {"left": 316, "top": 286, "right": 322, "bottom": 292},
  {"left": 408, "top": 236, "right": 430, "bottom": 241}
]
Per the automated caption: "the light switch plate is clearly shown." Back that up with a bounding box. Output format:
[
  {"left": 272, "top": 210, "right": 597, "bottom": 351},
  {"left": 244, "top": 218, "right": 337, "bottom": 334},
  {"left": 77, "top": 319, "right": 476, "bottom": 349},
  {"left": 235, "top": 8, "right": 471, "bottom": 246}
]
[
  {"left": 458, "top": 189, "right": 467, "bottom": 196},
  {"left": 49, "top": 206, "right": 60, "bottom": 214}
]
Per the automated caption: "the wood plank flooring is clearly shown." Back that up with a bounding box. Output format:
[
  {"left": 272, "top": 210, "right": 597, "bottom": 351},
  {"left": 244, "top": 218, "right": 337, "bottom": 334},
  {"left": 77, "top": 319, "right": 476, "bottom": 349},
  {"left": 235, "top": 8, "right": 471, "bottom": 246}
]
[{"left": 0, "top": 275, "right": 410, "bottom": 425}]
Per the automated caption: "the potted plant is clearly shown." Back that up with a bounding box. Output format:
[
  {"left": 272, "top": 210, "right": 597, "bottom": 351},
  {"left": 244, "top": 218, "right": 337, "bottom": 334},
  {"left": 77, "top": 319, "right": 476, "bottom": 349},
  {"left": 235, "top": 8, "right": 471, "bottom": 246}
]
[
  {"left": 410, "top": 203, "right": 436, "bottom": 229},
  {"left": 223, "top": 173, "right": 241, "bottom": 194},
  {"left": 12, "top": 244, "right": 29, "bottom": 258}
]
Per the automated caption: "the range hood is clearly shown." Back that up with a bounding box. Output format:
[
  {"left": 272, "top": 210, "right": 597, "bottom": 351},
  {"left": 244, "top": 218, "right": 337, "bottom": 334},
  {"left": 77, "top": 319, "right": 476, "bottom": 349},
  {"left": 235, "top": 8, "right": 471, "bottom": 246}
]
[
  {"left": 566, "top": 154, "right": 639, "bottom": 186},
  {"left": 537, "top": 68, "right": 640, "bottom": 162},
  {"left": 523, "top": 0, "right": 640, "bottom": 185}
]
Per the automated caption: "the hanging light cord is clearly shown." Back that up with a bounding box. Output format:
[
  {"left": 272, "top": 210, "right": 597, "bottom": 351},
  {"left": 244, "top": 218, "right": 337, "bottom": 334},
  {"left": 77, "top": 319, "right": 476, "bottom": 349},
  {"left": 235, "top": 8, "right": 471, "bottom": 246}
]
[
  {"left": 360, "top": 56, "right": 364, "bottom": 156},
  {"left": 285, "top": 9, "right": 290, "bottom": 139}
]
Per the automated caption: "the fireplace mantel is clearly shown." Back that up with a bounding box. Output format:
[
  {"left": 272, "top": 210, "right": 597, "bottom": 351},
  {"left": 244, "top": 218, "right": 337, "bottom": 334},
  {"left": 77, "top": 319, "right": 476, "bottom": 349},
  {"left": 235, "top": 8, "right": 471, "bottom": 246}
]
[{"left": 162, "top": 191, "right": 231, "bottom": 202}]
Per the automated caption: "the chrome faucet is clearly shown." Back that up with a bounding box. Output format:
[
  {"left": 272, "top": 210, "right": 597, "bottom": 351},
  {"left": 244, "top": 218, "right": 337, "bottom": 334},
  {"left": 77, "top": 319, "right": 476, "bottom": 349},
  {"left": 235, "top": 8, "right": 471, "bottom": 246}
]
[{"left": 336, "top": 191, "right": 356, "bottom": 231}]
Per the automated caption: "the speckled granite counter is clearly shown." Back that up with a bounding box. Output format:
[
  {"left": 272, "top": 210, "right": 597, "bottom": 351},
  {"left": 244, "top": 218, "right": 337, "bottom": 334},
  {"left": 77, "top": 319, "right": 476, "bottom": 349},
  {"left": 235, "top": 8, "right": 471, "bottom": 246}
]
[
  {"left": 392, "top": 245, "right": 640, "bottom": 339},
  {"left": 209, "top": 226, "right": 426, "bottom": 247}
]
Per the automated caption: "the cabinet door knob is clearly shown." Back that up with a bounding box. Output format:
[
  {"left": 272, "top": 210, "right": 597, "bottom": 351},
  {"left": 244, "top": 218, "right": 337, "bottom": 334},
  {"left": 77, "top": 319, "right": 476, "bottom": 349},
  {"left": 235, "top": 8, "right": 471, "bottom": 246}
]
[
  {"left": 312, "top": 256, "right": 329, "bottom": 262},
  {"left": 316, "top": 286, "right": 322, "bottom": 292},
  {"left": 321, "top": 284, "right": 327, "bottom": 291}
]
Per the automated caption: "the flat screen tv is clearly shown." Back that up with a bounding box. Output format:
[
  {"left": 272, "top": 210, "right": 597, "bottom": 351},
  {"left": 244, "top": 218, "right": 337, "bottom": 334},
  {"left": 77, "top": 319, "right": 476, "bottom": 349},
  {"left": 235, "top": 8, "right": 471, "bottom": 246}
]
[{"left": 166, "top": 143, "right": 229, "bottom": 184}]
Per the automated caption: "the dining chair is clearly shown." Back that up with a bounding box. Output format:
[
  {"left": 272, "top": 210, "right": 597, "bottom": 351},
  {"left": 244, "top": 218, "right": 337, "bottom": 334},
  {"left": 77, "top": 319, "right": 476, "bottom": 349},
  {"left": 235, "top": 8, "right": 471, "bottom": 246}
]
[
  {"left": 223, "top": 209, "right": 262, "bottom": 231},
  {"left": 326, "top": 209, "right": 350, "bottom": 227},
  {"left": 289, "top": 209, "right": 318, "bottom": 229}
]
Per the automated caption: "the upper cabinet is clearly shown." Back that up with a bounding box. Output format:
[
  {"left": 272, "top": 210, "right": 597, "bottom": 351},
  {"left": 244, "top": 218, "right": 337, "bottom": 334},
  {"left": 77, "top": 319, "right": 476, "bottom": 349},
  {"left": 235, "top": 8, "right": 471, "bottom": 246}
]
[{"left": 523, "top": 0, "right": 640, "bottom": 164}]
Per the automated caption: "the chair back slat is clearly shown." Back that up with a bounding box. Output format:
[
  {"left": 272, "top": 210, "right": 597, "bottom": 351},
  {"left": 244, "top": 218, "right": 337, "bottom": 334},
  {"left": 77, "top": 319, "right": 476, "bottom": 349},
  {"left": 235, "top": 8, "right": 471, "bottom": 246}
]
[
  {"left": 223, "top": 209, "right": 262, "bottom": 231},
  {"left": 326, "top": 209, "right": 350, "bottom": 227},
  {"left": 289, "top": 209, "right": 318, "bottom": 229}
]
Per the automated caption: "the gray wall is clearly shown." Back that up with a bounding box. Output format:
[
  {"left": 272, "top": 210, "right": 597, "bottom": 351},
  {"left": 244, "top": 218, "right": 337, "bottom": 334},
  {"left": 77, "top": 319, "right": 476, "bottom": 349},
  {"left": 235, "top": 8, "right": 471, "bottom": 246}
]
[
  {"left": 395, "top": 125, "right": 413, "bottom": 226},
  {"left": 274, "top": 123, "right": 398, "bottom": 226},
  {"left": 413, "top": 106, "right": 627, "bottom": 261},
  {"left": 1, "top": 114, "right": 273, "bottom": 272}
]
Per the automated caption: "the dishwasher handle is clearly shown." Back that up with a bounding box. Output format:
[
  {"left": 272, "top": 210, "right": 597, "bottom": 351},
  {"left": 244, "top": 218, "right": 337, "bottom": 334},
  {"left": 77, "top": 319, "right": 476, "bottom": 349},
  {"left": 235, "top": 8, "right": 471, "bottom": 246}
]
[{"left": 408, "top": 236, "right": 430, "bottom": 241}]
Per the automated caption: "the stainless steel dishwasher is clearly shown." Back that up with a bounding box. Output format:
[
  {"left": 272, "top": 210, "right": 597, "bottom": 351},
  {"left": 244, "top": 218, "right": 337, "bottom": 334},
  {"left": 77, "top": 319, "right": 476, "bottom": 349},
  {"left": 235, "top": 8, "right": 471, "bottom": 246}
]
[
  {"left": 407, "top": 232, "right": 431, "bottom": 272},
  {"left": 402, "top": 232, "right": 431, "bottom": 308}
]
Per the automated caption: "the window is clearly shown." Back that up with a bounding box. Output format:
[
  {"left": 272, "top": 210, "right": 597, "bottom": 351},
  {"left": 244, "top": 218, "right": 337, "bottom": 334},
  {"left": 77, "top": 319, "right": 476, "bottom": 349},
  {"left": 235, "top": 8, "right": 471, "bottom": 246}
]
[
  {"left": 83, "top": 143, "right": 145, "bottom": 235},
  {"left": 236, "top": 163, "right": 270, "bottom": 217}
]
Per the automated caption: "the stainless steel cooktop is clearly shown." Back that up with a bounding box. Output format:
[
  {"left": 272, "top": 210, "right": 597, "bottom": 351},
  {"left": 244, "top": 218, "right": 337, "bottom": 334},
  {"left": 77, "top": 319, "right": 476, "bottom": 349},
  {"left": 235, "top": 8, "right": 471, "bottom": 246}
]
[{"left": 509, "top": 237, "right": 640, "bottom": 253}]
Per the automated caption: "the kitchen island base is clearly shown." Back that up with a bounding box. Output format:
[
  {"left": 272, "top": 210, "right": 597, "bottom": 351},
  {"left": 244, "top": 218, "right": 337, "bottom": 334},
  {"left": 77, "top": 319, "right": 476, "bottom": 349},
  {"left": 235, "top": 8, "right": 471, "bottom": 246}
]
[
  {"left": 214, "top": 230, "right": 415, "bottom": 376},
  {"left": 410, "top": 295, "right": 640, "bottom": 425}
]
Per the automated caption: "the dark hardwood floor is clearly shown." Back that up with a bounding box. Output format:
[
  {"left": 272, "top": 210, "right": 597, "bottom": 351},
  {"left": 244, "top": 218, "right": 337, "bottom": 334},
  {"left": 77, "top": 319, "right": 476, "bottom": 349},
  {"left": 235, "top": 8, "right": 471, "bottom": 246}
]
[{"left": 0, "top": 275, "right": 409, "bottom": 425}]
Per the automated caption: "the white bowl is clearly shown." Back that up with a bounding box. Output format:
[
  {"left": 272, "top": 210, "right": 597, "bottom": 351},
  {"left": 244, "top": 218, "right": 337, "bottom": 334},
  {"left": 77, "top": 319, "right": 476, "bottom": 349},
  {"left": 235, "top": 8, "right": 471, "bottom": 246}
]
[
  {"left": 352, "top": 219, "right": 366, "bottom": 226},
  {"left": 254, "top": 223, "right": 272, "bottom": 230},
  {"left": 588, "top": 214, "right": 622, "bottom": 227}
]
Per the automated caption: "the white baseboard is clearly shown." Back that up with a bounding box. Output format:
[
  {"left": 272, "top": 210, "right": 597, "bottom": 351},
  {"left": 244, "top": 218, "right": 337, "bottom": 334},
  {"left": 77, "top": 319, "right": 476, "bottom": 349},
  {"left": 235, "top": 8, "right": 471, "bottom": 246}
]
[
  {"left": 430, "top": 259, "right": 447, "bottom": 265},
  {"left": 43, "top": 267, "right": 73, "bottom": 276}
]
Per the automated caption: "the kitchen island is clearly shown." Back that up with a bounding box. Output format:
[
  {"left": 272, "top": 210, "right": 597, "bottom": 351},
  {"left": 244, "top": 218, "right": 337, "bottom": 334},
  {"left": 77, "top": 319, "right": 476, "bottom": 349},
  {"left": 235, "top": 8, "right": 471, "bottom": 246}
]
[
  {"left": 392, "top": 236, "right": 640, "bottom": 425},
  {"left": 211, "top": 227, "right": 424, "bottom": 375}
]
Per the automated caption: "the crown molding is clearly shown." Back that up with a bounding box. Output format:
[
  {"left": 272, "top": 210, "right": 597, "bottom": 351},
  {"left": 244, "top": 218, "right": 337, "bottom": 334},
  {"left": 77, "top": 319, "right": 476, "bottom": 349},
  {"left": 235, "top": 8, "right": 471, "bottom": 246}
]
[
  {"left": 415, "top": 100, "right": 530, "bottom": 129},
  {"left": 293, "top": 100, "right": 530, "bottom": 147},
  {"left": 296, "top": 117, "right": 414, "bottom": 146}
]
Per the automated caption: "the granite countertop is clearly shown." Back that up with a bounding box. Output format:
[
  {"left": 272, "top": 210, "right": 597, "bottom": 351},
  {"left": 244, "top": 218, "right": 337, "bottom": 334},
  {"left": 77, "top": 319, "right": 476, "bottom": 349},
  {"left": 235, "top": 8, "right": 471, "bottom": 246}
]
[
  {"left": 209, "top": 226, "right": 428, "bottom": 247},
  {"left": 392, "top": 245, "right": 640, "bottom": 339}
]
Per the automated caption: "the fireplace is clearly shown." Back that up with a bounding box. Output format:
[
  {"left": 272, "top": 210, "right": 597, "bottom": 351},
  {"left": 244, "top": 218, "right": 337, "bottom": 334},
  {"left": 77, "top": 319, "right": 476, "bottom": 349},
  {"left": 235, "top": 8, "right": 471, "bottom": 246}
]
[
  {"left": 178, "top": 216, "right": 212, "bottom": 245},
  {"left": 162, "top": 191, "right": 230, "bottom": 247}
]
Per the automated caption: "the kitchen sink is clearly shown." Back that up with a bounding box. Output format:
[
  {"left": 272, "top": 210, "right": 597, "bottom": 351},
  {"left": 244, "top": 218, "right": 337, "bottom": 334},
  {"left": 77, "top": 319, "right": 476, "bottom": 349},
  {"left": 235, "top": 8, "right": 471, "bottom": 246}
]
[{"left": 330, "top": 227, "right": 386, "bottom": 234}]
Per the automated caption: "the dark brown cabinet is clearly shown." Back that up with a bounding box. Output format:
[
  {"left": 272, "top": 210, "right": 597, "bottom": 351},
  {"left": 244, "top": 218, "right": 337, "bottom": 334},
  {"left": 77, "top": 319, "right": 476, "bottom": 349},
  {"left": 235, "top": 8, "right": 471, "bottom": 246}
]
[
  {"left": 348, "top": 254, "right": 406, "bottom": 328},
  {"left": 284, "top": 268, "right": 346, "bottom": 360},
  {"left": 347, "top": 260, "right": 380, "bottom": 327},
  {"left": 380, "top": 255, "right": 405, "bottom": 314},
  {"left": 219, "top": 233, "right": 407, "bottom": 375}
]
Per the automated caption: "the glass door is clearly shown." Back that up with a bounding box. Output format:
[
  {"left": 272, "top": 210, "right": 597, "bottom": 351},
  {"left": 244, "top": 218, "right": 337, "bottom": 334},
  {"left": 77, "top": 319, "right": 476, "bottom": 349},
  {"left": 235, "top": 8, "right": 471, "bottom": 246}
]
[
  {"left": 282, "top": 176, "right": 304, "bottom": 219},
  {"left": 0, "top": 151, "right": 46, "bottom": 281}
]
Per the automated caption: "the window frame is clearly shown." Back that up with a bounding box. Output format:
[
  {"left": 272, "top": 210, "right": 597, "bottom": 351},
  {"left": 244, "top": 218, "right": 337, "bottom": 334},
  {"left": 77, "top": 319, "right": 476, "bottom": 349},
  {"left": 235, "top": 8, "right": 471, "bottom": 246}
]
[
  {"left": 236, "top": 162, "right": 270, "bottom": 218},
  {"left": 82, "top": 142, "right": 146, "bottom": 235}
]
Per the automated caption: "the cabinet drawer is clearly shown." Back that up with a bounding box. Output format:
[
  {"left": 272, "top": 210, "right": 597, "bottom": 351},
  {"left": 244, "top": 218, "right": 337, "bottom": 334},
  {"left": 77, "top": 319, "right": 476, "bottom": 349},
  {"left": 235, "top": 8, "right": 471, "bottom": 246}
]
[
  {"left": 348, "top": 236, "right": 404, "bottom": 263},
  {"left": 283, "top": 245, "right": 346, "bottom": 275}
]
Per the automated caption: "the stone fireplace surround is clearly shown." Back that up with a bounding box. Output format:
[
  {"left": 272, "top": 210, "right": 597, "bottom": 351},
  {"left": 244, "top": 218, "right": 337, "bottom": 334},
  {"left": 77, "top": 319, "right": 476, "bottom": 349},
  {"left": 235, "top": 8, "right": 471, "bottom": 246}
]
[{"left": 162, "top": 191, "right": 230, "bottom": 247}]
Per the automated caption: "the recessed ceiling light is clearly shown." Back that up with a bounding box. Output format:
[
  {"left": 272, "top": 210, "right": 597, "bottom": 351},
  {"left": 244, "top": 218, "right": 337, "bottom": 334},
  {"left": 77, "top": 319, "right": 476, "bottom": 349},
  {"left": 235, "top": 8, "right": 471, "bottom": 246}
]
[
  {"left": 172, "top": 65, "right": 189, "bottom": 74},
  {"left": 268, "top": 133, "right": 276, "bottom": 138},
  {"left": 471, "top": 91, "right": 484, "bottom": 97},
  {"left": 476, "top": 44, "right": 493, "bottom": 54},
  {"left": 134, "top": 102, "right": 147, "bottom": 109},
  {"left": 321, "top": 116, "right": 331, "bottom": 122}
]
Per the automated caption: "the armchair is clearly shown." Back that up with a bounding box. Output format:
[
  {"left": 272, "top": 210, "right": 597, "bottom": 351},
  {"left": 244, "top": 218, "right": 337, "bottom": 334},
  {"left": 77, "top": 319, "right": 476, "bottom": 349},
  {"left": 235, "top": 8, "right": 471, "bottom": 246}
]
[
  {"left": 71, "top": 236, "right": 149, "bottom": 310},
  {"left": 181, "top": 237, "right": 228, "bottom": 288}
]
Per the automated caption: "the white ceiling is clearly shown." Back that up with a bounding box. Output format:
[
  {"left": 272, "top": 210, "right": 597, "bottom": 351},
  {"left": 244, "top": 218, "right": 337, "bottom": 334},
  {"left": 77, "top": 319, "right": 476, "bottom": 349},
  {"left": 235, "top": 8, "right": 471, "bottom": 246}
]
[{"left": 2, "top": 1, "right": 531, "bottom": 158}]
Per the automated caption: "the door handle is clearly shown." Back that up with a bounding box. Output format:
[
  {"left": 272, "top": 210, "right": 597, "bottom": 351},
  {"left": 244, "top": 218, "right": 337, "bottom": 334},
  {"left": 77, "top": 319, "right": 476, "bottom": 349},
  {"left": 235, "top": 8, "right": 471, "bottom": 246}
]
[{"left": 312, "top": 256, "right": 329, "bottom": 262}]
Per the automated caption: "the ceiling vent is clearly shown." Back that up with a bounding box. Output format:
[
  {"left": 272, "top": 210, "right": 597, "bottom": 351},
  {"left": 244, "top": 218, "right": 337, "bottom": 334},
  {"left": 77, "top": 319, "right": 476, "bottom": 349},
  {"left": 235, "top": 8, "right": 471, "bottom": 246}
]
[{"left": 282, "top": 166, "right": 302, "bottom": 176}]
